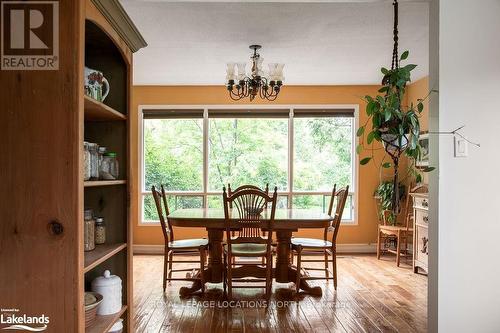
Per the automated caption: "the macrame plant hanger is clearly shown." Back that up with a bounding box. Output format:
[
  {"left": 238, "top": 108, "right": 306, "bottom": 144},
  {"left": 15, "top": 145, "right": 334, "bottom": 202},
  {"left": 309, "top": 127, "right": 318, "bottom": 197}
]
[{"left": 381, "top": 0, "right": 407, "bottom": 216}]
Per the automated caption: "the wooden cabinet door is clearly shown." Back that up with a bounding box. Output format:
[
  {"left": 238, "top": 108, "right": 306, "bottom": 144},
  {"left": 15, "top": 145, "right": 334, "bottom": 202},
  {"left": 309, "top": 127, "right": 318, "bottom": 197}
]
[{"left": 0, "top": 1, "right": 84, "bottom": 332}]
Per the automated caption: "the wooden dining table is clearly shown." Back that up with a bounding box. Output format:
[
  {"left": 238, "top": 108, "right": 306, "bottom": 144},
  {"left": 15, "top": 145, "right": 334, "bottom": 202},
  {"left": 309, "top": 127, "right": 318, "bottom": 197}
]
[{"left": 167, "top": 208, "right": 333, "bottom": 297}]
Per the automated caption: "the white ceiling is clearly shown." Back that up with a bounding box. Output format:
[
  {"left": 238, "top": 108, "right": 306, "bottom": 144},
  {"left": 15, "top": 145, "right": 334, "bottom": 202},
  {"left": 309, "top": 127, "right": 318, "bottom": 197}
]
[{"left": 121, "top": 0, "right": 429, "bottom": 85}]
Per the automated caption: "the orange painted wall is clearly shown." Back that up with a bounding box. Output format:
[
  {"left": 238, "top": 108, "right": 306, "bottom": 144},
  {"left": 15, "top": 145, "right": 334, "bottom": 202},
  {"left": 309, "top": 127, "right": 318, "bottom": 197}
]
[
  {"left": 407, "top": 76, "right": 429, "bottom": 131},
  {"left": 130, "top": 84, "right": 426, "bottom": 246},
  {"left": 407, "top": 76, "right": 430, "bottom": 184}
]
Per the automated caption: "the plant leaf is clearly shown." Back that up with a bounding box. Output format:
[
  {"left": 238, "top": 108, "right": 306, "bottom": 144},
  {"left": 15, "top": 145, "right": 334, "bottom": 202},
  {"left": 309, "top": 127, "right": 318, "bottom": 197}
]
[
  {"left": 400, "top": 50, "right": 409, "bottom": 60},
  {"left": 378, "top": 86, "right": 389, "bottom": 94},
  {"left": 422, "top": 166, "right": 435, "bottom": 172},
  {"left": 357, "top": 126, "right": 365, "bottom": 137},
  {"left": 367, "top": 131, "right": 375, "bottom": 144},
  {"left": 404, "top": 64, "right": 417, "bottom": 72},
  {"left": 356, "top": 144, "right": 363, "bottom": 154},
  {"left": 360, "top": 157, "right": 372, "bottom": 165},
  {"left": 385, "top": 110, "right": 392, "bottom": 122},
  {"left": 416, "top": 173, "right": 422, "bottom": 183},
  {"left": 417, "top": 102, "right": 424, "bottom": 113},
  {"left": 366, "top": 101, "right": 375, "bottom": 116},
  {"left": 382, "top": 162, "right": 391, "bottom": 168}
]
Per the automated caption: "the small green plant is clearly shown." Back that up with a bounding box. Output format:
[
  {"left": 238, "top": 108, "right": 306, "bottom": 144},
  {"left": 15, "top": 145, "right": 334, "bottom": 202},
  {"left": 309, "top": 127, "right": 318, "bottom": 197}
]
[{"left": 374, "top": 181, "right": 406, "bottom": 225}]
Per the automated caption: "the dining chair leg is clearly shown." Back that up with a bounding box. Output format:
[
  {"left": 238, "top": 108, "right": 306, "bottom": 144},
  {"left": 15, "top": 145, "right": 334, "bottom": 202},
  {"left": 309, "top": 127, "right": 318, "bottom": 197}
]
[
  {"left": 290, "top": 251, "right": 294, "bottom": 265},
  {"left": 223, "top": 252, "right": 227, "bottom": 296},
  {"left": 324, "top": 249, "right": 330, "bottom": 281},
  {"left": 332, "top": 246, "right": 338, "bottom": 290},
  {"left": 199, "top": 246, "right": 205, "bottom": 294},
  {"left": 163, "top": 248, "right": 168, "bottom": 292},
  {"left": 227, "top": 254, "right": 233, "bottom": 300},
  {"left": 168, "top": 251, "right": 173, "bottom": 280},
  {"left": 377, "top": 229, "right": 381, "bottom": 260},
  {"left": 295, "top": 246, "right": 302, "bottom": 294},
  {"left": 405, "top": 233, "right": 410, "bottom": 258},
  {"left": 265, "top": 253, "right": 272, "bottom": 300},
  {"left": 396, "top": 230, "right": 401, "bottom": 267}
]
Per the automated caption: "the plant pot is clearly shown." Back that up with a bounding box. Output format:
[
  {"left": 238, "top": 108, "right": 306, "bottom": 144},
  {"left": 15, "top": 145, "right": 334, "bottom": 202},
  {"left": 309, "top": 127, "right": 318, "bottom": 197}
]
[{"left": 381, "top": 133, "right": 409, "bottom": 153}]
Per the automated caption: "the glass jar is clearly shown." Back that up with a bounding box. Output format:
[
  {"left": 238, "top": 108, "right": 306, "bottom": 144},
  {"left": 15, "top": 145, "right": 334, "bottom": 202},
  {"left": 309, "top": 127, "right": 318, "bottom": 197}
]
[
  {"left": 97, "top": 146, "right": 107, "bottom": 180},
  {"left": 84, "top": 209, "right": 95, "bottom": 251},
  {"left": 88, "top": 143, "right": 99, "bottom": 180},
  {"left": 100, "top": 152, "right": 119, "bottom": 180},
  {"left": 83, "top": 142, "right": 91, "bottom": 181},
  {"left": 95, "top": 217, "right": 106, "bottom": 245}
]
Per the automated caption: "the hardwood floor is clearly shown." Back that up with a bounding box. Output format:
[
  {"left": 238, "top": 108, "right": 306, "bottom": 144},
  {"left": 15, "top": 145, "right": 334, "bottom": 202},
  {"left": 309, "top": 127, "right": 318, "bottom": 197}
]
[{"left": 133, "top": 254, "right": 427, "bottom": 332}]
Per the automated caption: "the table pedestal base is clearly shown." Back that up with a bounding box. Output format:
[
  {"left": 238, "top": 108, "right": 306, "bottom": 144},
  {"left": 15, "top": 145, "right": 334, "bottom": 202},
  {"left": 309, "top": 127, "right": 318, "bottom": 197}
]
[{"left": 178, "top": 229, "right": 322, "bottom": 297}]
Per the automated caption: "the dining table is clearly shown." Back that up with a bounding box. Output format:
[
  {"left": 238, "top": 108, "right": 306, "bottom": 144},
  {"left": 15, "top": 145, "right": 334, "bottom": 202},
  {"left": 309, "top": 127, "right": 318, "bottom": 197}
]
[{"left": 167, "top": 208, "right": 333, "bottom": 297}]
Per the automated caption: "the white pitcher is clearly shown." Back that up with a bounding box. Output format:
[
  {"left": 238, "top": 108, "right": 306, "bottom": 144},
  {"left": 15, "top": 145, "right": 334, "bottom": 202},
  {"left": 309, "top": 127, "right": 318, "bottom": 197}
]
[{"left": 84, "top": 66, "right": 110, "bottom": 102}]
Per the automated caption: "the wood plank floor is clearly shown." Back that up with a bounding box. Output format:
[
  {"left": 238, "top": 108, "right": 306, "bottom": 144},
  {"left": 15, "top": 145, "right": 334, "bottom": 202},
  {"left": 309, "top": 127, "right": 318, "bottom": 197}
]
[{"left": 133, "top": 254, "right": 427, "bottom": 333}]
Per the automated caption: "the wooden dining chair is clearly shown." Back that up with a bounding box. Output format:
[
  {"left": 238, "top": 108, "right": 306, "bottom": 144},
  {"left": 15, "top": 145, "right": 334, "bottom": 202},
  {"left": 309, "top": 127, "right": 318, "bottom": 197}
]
[
  {"left": 291, "top": 185, "right": 349, "bottom": 291},
  {"left": 227, "top": 183, "right": 269, "bottom": 206},
  {"left": 377, "top": 184, "right": 428, "bottom": 266},
  {"left": 222, "top": 186, "right": 278, "bottom": 300},
  {"left": 151, "top": 185, "right": 208, "bottom": 292},
  {"left": 228, "top": 183, "right": 270, "bottom": 264}
]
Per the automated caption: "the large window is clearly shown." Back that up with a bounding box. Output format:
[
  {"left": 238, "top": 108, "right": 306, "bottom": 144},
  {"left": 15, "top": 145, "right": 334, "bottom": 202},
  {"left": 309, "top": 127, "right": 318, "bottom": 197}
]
[{"left": 141, "top": 106, "right": 357, "bottom": 223}]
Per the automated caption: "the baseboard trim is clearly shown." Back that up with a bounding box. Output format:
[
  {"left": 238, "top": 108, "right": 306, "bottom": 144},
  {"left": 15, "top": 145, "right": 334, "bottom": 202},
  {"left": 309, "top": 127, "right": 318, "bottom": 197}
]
[{"left": 133, "top": 243, "right": 377, "bottom": 255}]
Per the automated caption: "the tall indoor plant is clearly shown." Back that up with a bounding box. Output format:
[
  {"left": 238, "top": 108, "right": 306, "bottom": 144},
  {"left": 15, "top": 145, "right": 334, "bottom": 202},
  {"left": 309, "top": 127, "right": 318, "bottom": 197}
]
[{"left": 357, "top": 0, "right": 433, "bottom": 215}]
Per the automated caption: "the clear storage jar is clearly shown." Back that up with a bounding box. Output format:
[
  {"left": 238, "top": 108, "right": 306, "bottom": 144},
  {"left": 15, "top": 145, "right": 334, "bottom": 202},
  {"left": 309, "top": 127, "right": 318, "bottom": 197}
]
[
  {"left": 84, "top": 209, "right": 96, "bottom": 251},
  {"left": 88, "top": 143, "right": 99, "bottom": 180},
  {"left": 100, "top": 152, "right": 119, "bottom": 180},
  {"left": 97, "top": 146, "right": 107, "bottom": 180},
  {"left": 83, "top": 142, "right": 91, "bottom": 181},
  {"left": 95, "top": 217, "right": 106, "bottom": 245}
]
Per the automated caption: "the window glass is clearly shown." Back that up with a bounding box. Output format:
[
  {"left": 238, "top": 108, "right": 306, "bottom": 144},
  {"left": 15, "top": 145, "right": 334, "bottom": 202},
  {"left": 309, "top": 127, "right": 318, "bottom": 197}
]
[
  {"left": 142, "top": 195, "right": 203, "bottom": 222},
  {"left": 208, "top": 118, "right": 288, "bottom": 191},
  {"left": 144, "top": 118, "right": 203, "bottom": 191},
  {"left": 293, "top": 117, "right": 353, "bottom": 191}
]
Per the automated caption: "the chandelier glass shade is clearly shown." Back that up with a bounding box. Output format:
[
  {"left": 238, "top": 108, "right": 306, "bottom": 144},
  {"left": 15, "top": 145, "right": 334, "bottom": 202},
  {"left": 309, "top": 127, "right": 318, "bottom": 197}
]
[{"left": 226, "top": 45, "right": 284, "bottom": 101}]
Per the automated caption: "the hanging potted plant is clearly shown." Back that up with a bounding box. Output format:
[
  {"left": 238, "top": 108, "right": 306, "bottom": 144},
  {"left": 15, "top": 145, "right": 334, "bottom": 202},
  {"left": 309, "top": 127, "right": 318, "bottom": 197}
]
[{"left": 357, "top": 0, "right": 433, "bottom": 215}]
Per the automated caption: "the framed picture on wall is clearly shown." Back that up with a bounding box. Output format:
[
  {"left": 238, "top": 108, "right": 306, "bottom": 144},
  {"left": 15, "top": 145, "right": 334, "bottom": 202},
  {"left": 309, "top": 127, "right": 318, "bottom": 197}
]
[{"left": 417, "top": 132, "right": 429, "bottom": 167}]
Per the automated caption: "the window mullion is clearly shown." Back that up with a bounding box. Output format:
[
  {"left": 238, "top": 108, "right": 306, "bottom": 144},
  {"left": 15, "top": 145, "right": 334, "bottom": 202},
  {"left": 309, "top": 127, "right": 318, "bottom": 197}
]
[
  {"left": 203, "top": 108, "right": 209, "bottom": 208},
  {"left": 288, "top": 108, "right": 294, "bottom": 209}
]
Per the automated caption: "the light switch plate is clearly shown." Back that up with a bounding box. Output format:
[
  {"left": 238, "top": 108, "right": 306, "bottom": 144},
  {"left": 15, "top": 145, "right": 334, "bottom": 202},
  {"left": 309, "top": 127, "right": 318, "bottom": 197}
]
[{"left": 454, "top": 136, "right": 468, "bottom": 157}]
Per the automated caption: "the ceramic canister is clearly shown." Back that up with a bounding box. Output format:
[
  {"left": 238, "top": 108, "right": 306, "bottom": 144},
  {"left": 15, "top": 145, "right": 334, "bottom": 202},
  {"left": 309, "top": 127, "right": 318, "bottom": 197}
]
[{"left": 91, "top": 270, "right": 122, "bottom": 315}]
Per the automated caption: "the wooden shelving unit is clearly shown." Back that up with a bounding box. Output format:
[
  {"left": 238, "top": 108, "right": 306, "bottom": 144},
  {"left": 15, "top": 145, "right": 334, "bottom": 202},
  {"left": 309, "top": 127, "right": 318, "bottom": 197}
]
[
  {"left": 84, "top": 95, "right": 127, "bottom": 121},
  {"left": 84, "top": 243, "right": 127, "bottom": 273},
  {"left": 84, "top": 180, "right": 127, "bottom": 187},
  {"left": 86, "top": 306, "right": 127, "bottom": 333},
  {"left": 2, "top": 0, "right": 145, "bottom": 332},
  {"left": 81, "top": 2, "right": 145, "bottom": 332}
]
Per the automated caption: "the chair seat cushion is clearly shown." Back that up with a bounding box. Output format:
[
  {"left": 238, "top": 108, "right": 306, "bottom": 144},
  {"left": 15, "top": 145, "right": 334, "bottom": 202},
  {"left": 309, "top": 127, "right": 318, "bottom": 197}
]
[
  {"left": 224, "top": 243, "right": 267, "bottom": 256},
  {"left": 379, "top": 225, "right": 413, "bottom": 233},
  {"left": 291, "top": 237, "right": 332, "bottom": 248},
  {"left": 169, "top": 238, "right": 208, "bottom": 249}
]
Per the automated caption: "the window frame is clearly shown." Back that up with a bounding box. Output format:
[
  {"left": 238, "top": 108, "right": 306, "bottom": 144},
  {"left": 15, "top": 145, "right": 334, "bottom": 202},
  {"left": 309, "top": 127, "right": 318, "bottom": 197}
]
[{"left": 138, "top": 104, "right": 359, "bottom": 225}]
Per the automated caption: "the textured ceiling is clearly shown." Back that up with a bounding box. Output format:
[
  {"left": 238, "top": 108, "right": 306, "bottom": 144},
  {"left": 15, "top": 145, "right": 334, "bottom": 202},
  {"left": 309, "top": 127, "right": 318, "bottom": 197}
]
[{"left": 121, "top": 1, "right": 429, "bottom": 85}]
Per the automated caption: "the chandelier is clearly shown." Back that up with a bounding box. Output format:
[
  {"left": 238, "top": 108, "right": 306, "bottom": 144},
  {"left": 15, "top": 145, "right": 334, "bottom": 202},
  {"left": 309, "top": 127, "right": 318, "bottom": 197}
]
[{"left": 226, "top": 45, "right": 284, "bottom": 101}]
